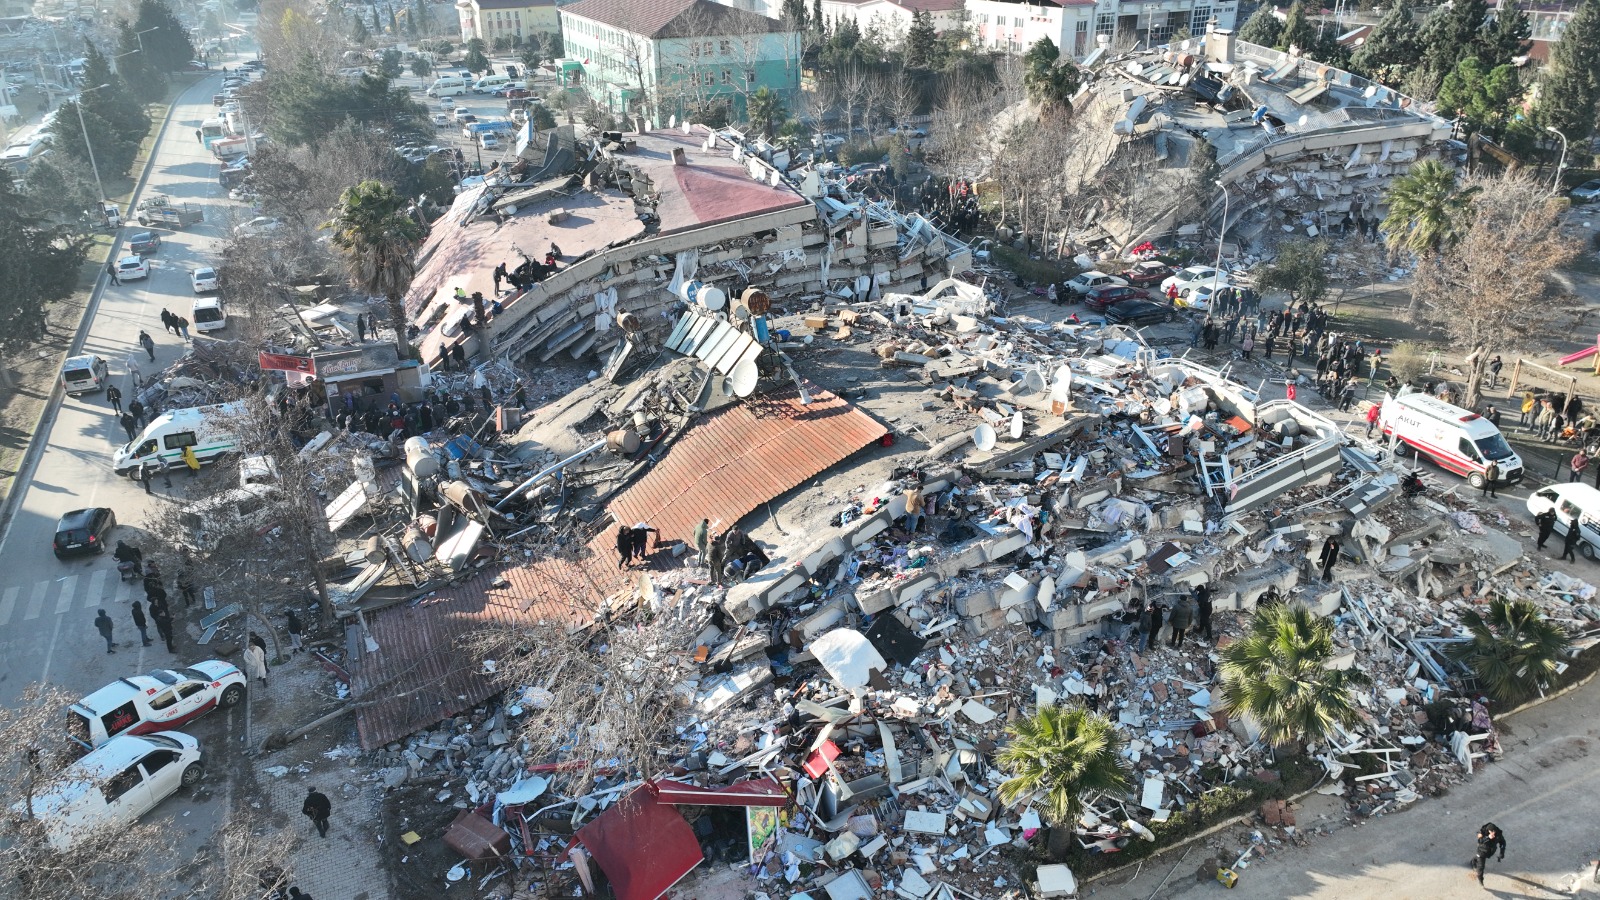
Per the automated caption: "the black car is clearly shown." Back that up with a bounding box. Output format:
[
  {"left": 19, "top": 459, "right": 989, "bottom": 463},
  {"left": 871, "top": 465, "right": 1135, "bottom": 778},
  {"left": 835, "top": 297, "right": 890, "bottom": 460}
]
[
  {"left": 1104, "top": 299, "right": 1174, "bottom": 327},
  {"left": 128, "top": 231, "right": 160, "bottom": 254},
  {"left": 53, "top": 507, "right": 117, "bottom": 559}
]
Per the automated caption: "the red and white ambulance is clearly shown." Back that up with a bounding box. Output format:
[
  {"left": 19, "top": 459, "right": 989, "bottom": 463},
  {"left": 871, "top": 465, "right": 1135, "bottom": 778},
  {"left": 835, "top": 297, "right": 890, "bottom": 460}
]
[{"left": 1379, "top": 392, "right": 1523, "bottom": 489}]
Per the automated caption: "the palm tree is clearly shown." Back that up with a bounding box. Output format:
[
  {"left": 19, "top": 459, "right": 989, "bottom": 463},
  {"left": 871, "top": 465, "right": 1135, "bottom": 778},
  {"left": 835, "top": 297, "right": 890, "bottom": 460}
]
[
  {"left": 745, "top": 86, "right": 786, "bottom": 140},
  {"left": 997, "top": 706, "right": 1129, "bottom": 844},
  {"left": 1381, "top": 159, "right": 1478, "bottom": 320},
  {"left": 325, "top": 180, "right": 424, "bottom": 360},
  {"left": 1447, "top": 598, "right": 1570, "bottom": 704},
  {"left": 1219, "top": 604, "right": 1371, "bottom": 747}
]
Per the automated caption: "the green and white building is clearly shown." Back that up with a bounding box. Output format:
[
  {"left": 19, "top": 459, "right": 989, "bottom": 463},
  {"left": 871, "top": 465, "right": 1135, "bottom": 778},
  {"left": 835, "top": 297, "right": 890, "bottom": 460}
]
[{"left": 558, "top": 0, "right": 801, "bottom": 122}]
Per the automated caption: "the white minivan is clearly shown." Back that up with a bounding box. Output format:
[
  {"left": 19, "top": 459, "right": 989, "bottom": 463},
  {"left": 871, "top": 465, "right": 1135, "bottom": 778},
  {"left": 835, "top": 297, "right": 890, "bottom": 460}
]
[
  {"left": 1379, "top": 392, "right": 1523, "bottom": 488},
  {"left": 1527, "top": 483, "right": 1600, "bottom": 560},
  {"left": 426, "top": 76, "right": 466, "bottom": 97},
  {"left": 23, "top": 731, "right": 203, "bottom": 851},
  {"left": 473, "top": 74, "right": 509, "bottom": 93}
]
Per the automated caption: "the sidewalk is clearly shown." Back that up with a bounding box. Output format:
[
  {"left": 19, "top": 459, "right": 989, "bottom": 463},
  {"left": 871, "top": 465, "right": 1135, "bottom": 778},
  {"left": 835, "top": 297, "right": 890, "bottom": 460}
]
[{"left": 259, "top": 755, "right": 393, "bottom": 899}]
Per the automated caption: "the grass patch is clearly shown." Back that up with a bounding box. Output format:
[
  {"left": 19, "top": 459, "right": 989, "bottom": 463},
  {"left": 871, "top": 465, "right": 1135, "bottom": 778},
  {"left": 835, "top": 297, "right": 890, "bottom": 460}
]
[
  {"left": 991, "top": 244, "right": 1074, "bottom": 287},
  {"left": 1066, "top": 754, "right": 1324, "bottom": 879}
]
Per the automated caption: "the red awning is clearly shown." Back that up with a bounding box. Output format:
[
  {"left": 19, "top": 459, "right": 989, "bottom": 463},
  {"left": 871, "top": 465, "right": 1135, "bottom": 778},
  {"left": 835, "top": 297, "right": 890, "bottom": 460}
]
[
  {"left": 575, "top": 788, "right": 703, "bottom": 900},
  {"left": 652, "top": 777, "right": 788, "bottom": 807}
]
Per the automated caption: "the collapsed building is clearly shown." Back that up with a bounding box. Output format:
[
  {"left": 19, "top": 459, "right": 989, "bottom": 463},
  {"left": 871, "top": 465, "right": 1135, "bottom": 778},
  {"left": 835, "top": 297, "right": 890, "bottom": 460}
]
[{"left": 1054, "top": 26, "right": 1456, "bottom": 252}]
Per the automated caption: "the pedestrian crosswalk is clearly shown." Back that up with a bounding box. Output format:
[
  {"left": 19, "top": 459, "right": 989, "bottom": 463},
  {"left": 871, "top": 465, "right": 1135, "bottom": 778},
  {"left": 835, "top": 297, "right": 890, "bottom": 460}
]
[{"left": 0, "top": 568, "right": 135, "bottom": 627}]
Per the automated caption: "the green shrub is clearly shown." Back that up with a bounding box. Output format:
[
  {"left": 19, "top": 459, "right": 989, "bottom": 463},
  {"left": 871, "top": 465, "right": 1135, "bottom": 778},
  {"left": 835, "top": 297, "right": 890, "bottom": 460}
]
[{"left": 991, "top": 244, "right": 1071, "bottom": 287}]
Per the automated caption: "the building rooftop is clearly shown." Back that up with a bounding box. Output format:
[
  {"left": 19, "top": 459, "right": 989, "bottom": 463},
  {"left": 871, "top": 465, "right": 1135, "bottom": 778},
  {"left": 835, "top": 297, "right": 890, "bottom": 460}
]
[
  {"left": 468, "top": 0, "right": 555, "bottom": 9},
  {"left": 558, "top": 0, "right": 791, "bottom": 37}
]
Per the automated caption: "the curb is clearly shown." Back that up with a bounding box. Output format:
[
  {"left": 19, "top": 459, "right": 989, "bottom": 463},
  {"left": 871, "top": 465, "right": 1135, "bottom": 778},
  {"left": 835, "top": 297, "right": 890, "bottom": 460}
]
[{"left": 0, "top": 78, "right": 205, "bottom": 541}]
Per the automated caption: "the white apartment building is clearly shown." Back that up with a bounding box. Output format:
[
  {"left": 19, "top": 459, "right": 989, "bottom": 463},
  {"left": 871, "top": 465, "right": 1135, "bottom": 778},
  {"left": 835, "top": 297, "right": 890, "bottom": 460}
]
[
  {"left": 967, "top": 0, "right": 1237, "bottom": 58},
  {"left": 819, "top": 0, "right": 967, "bottom": 42}
]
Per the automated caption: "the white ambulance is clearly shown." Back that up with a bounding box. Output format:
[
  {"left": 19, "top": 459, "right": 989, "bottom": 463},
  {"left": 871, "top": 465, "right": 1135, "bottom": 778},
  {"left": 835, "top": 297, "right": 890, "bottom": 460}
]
[{"left": 1378, "top": 392, "right": 1523, "bottom": 488}]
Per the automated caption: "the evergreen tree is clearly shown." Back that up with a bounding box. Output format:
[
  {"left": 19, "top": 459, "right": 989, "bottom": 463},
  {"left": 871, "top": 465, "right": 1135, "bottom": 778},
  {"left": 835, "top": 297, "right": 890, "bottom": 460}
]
[
  {"left": 1237, "top": 4, "right": 1283, "bottom": 48},
  {"left": 1539, "top": 0, "right": 1600, "bottom": 143},
  {"left": 1477, "top": 3, "right": 1531, "bottom": 69},
  {"left": 780, "top": 0, "right": 807, "bottom": 30},
  {"left": 1277, "top": 0, "right": 1314, "bottom": 52},
  {"left": 1422, "top": 0, "right": 1488, "bottom": 84},
  {"left": 350, "top": 14, "right": 370, "bottom": 44},
  {"left": 0, "top": 170, "right": 88, "bottom": 351},
  {"left": 117, "top": 20, "right": 168, "bottom": 103},
  {"left": 1349, "top": 2, "right": 1421, "bottom": 84},
  {"left": 133, "top": 0, "right": 197, "bottom": 72},
  {"left": 904, "top": 10, "right": 938, "bottom": 68},
  {"left": 1437, "top": 57, "right": 1520, "bottom": 138},
  {"left": 812, "top": 0, "right": 825, "bottom": 36}
]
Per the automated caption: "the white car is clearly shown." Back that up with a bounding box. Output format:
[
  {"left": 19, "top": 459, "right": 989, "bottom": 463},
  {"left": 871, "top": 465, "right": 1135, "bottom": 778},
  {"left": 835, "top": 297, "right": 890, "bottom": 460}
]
[
  {"left": 1176, "top": 283, "right": 1228, "bottom": 311},
  {"left": 1065, "top": 271, "right": 1128, "bottom": 296},
  {"left": 68, "top": 661, "right": 248, "bottom": 749},
  {"left": 431, "top": 113, "right": 450, "bottom": 127},
  {"left": 479, "top": 133, "right": 500, "bottom": 150},
  {"left": 234, "top": 216, "right": 282, "bottom": 237},
  {"left": 24, "top": 732, "right": 203, "bottom": 851},
  {"left": 190, "top": 266, "right": 218, "bottom": 293},
  {"left": 114, "top": 255, "right": 148, "bottom": 281},
  {"left": 1160, "top": 265, "right": 1223, "bottom": 295}
]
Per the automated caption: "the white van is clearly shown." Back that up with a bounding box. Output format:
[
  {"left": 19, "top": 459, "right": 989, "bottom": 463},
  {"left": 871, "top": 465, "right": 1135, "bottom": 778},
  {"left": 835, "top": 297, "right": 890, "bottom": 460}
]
[
  {"left": 426, "top": 76, "right": 466, "bottom": 97},
  {"left": 176, "top": 483, "right": 281, "bottom": 550},
  {"left": 473, "top": 74, "right": 509, "bottom": 93},
  {"left": 1379, "top": 392, "right": 1523, "bottom": 488},
  {"left": 22, "top": 731, "right": 203, "bottom": 851},
  {"left": 112, "top": 401, "right": 243, "bottom": 477},
  {"left": 1527, "top": 483, "right": 1600, "bottom": 560},
  {"left": 61, "top": 354, "right": 109, "bottom": 394},
  {"left": 192, "top": 296, "right": 226, "bottom": 332}
]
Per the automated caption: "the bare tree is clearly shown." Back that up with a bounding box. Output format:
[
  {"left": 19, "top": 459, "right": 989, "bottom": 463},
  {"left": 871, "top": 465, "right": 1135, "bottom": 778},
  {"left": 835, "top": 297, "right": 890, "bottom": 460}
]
[{"left": 1416, "top": 172, "right": 1581, "bottom": 409}]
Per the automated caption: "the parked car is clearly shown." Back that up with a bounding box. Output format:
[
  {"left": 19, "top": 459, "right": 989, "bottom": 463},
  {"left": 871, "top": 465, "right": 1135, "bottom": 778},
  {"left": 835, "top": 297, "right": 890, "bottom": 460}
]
[
  {"left": 114, "top": 255, "right": 148, "bottom": 281},
  {"left": 68, "top": 661, "right": 247, "bottom": 749},
  {"left": 431, "top": 113, "right": 450, "bottom": 127},
  {"left": 1083, "top": 285, "right": 1151, "bottom": 311},
  {"left": 479, "top": 133, "right": 500, "bottom": 150},
  {"left": 1160, "top": 264, "right": 1223, "bottom": 295},
  {"left": 1175, "top": 283, "right": 1222, "bottom": 311},
  {"left": 453, "top": 108, "right": 475, "bottom": 123},
  {"left": 819, "top": 133, "right": 845, "bottom": 148},
  {"left": 190, "top": 266, "right": 218, "bottom": 293},
  {"left": 1065, "top": 271, "right": 1128, "bottom": 296},
  {"left": 1572, "top": 180, "right": 1600, "bottom": 202},
  {"left": 1104, "top": 299, "right": 1175, "bottom": 326},
  {"left": 437, "top": 96, "right": 455, "bottom": 109},
  {"left": 233, "top": 216, "right": 282, "bottom": 237},
  {"left": 60, "top": 354, "right": 109, "bottom": 395},
  {"left": 23, "top": 732, "right": 203, "bottom": 851},
  {"left": 501, "top": 87, "right": 532, "bottom": 99},
  {"left": 53, "top": 507, "right": 116, "bottom": 559},
  {"left": 1120, "top": 260, "right": 1174, "bottom": 286},
  {"left": 127, "top": 231, "right": 160, "bottom": 254},
  {"left": 1527, "top": 483, "right": 1600, "bottom": 559}
]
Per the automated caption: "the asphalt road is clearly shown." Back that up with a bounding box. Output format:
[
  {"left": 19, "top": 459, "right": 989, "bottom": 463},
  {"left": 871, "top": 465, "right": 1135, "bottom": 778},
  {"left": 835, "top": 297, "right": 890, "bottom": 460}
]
[
  {"left": 1088, "top": 675, "right": 1600, "bottom": 900},
  {"left": 0, "top": 66, "right": 249, "bottom": 846}
]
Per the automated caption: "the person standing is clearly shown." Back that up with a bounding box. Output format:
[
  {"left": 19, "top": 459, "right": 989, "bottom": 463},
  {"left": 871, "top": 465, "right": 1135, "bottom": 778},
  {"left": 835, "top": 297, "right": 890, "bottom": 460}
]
[
  {"left": 151, "top": 604, "right": 174, "bottom": 653},
  {"left": 182, "top": 445, "right": 201, "bottom": 476},
  {"left": 1482, "top": 460, "right": 1500, "bottom": 498},
  {"left": 1318, "top": 536, "right": 1340, "bottom": 582},
  {"left": 1487, "top": 355, "right": 1503, "bottom": 388},
  {"left": 1563, "top": 516, "right": 1583, "bottom": 562},
  {"left": 1144, "top": 601, "right": 1165, "bottom": 652},
  {"left": 903, "top": 481, "right": 925, "bottom": 533},
  {"left": 513, "top": 382, "right": 527, "bottom": 411},
  {"left": 1365, "top": 402, "right": 1382, "bottom": 439},
  {"left": 692, "top": 518, "right": 710, "bottom": 568},
  {"left": 243, "top": 640, "right": 269, "bottom": 688},
  {"left": 1536, "top": 507, "right": 1558, "bottom": 550},
  {"left": 493, "top": 262, "right": 507, "bottom": 294},
  {"left": 1572, "top": 449, "right": 1590, "bottom": 483},
  {"left": 131, "top": 600, "right": 152, "bottom": 647},
  {"left": 128, "top": 398, "right": 146, "bottom": 427},
  {"left": 1167, "top": 596, "right": 1194, "bottom": 648},
  {"left": 615, "top": 523, "right": 635, "bottom": 568},
  {"left": 1473, "top": 823, "right": 1506, "bottom": 886},
  {"left": 106, "top": 383, "right": 122, "bottom": 415},
  {"left": 302, "top": 788, "right": 332, "bottom": 839},
  {"left": 708, "top": 531, "right": 728, "bottom": 585},
  {"left": 94, "top": 609, "right": 116, "bottom": 654},
  {"left": 1520, "top": 391, "right": 1537, "bottom": 429},
  {"left": 1195, "top": 583, "right": 1213, "bottom": 642},
  {"left": 631, "top": 523, "right": 656, "bottom": 562},
  {"left": 139, "top": 330, "right": 155, "bottom": 362},
  {"left": 139, "top": 459, "right": 154, "bottom": 494},
  {"left": 286, "top": 610, "right": 304, "bottom": 654},
  {"left": 120, "top": 411, "right": 138, "bottom": 443}
]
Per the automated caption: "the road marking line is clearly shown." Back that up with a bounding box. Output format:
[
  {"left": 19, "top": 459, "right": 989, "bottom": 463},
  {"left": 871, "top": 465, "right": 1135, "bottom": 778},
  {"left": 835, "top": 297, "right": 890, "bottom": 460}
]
[
  {"left": 114, "top": 577, "right": 131, "bottom": 604},
  {"left": 85, "top": 570, "right": 108, "bottom": 609},
  {"left": 39, "top": 610, "right": 64, "bottom": 684},
  {"left": 23, "top": 581, "right": 49, "bottom": 620},
  {"left": 54, "top": 574, "right": 78, "bottom": 615},
  {"left": 0, "top": 586, "right": 17, "bottom": 626}
]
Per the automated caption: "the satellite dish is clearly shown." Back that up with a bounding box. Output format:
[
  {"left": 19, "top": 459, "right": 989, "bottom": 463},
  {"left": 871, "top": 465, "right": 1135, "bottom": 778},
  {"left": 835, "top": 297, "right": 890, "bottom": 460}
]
[
  {"left": 973, "top": 423, "right": 997, "bottom": 452},
  {"left": 1023, "top": 369, "right": 1046, "bottom": 392},
  {"left": 1010, "top": 411, "right": 1024, "bottom": 439},
  {"left": 730, "top": 359, "right": 759, "bottom": 397}
]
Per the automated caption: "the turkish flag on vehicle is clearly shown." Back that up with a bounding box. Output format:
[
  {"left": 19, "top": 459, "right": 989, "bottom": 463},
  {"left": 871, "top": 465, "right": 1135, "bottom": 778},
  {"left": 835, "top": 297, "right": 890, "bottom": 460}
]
[{"left": 258, "top": 352, "right": 315, "bottom": 374}]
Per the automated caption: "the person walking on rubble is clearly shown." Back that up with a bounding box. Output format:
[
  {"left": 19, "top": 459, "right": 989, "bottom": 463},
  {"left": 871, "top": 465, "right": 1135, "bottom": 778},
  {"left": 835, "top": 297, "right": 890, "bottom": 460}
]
[
  {"left": 1536, "top": 507, "right": 1558, "bottom": 550},
  {"left": 903, "top": 481, "right": 925, "bottom": 533},
  {"left": 1167, "top": 596, "right": 1194, "bottom": 649},
  {"left": 1143, "top": 601, "right": 1164, "bottom": 652},
  {"left": 1318, "top": 536, "right": 1340, "bottom": 583},
  {"left": 1194, "top": 583, "right": 1213, "bottom": 642},
  {"left": 1562, "top": 515, "right": 1583, "bottom": 562},
  {"left": 630, "top": 523, "right": 657, "bottom": 564},
  {"left": 1471, "top": 823, "right": 1507, "bottom": 886},
  {"left": 693, "top": 518, "right": 710, "bottom": 568}
]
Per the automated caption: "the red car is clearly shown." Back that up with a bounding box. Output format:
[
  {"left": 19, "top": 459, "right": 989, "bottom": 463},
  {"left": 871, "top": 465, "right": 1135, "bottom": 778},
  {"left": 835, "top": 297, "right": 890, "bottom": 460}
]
[
  {"left": 1084, "top": 285, "right": 1151, "bottom": 311},
  {"left": 1120, "top": 260, "right": 1174, "bottom": 287}
]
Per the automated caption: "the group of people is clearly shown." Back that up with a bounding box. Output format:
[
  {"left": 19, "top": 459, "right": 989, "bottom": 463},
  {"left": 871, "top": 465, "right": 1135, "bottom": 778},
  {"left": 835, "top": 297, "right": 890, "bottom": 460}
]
[
  {"left": 159, "top": 308, "right": 191, "bottom": 340},
  {"left": 1521, "top": 390, "right": 1591, "bottom": 446},
  {"left": 99, "top": 542, "right": 186, "bottom": 654},
  {"left": 688, "top": 519, "right": 770, "bottom": 585},
  {"left": 1131, "top": 584, "right": 1213, "bottom": 652},
  {"left": 494, "top": 245, "right": 563, "bottom": 295},
  {"left": 1534, "top": 505, "right": 1586, "bottom": 562}
]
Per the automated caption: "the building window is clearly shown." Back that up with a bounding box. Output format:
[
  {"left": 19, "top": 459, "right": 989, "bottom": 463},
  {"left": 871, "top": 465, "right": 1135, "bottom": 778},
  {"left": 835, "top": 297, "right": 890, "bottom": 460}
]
[
  {"left": 720, "top": 40, "right": 732, "bottom": 53},
  {"left": 722, "top": 69, "right": 732, "bottom": 84},
  {"left": 705, "top": 41, "right": 714, "bottom": 53},
  {"left": 746, "top": 69, "right": 755, "bottom": 84},
  {"left": 1190, "top": 3, "right": 1213, "bottom": 34},
  {"left": 1095, "top": 12, "right": 1114, "bottom": 36}
]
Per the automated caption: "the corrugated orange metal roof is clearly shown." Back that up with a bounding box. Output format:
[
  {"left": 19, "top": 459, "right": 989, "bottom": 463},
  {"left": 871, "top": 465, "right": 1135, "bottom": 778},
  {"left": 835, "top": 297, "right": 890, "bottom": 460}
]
[{"left": 352, "top": 384, "right": 886, "bottom": 749}]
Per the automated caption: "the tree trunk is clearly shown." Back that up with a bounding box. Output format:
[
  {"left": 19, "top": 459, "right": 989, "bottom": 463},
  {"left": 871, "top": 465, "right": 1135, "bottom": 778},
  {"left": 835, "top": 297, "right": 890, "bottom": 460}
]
[
  {"left": 387, "top": 293, "right": 413, "bottom": 360},
  {"left": 1462, "top": 345, "right": 1490, "bottom": 412},
  {"left": 1406, "top": 253, "right": 1434, "bottom": 323},
  {"left": 1046, "top": 823, "right": 1073, "bottom": 860}
]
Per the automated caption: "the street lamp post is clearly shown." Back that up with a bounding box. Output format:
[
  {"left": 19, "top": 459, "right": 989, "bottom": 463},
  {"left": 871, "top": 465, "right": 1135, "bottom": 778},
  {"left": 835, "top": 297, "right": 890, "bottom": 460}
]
[
  {"left": 1546, "top": 126, "right": 1569, "bottom": 196},
  {"left": 74, "top": 83, "right": 111, "bottom": 207},
  {"left": 135, "top": 26, "right": 161, "bottom": 60},
  {"left": 1214, "top": 178, "right": 1231, "bottom": 291}
]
